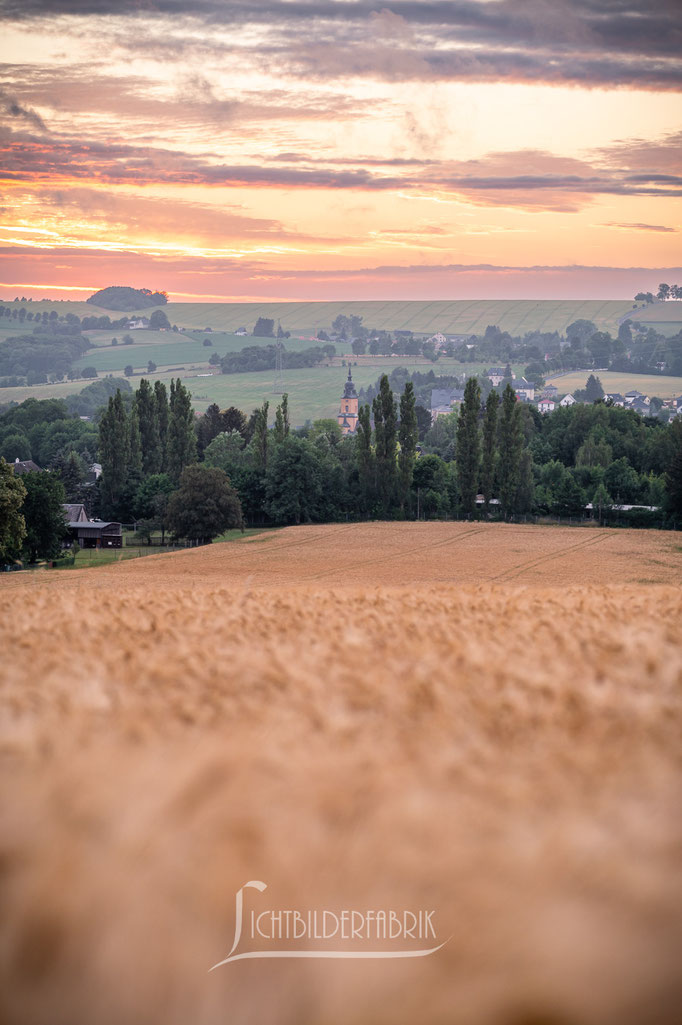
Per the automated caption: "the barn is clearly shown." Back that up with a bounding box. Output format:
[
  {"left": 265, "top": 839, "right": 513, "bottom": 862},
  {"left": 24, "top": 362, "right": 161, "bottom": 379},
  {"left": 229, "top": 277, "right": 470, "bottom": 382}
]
[{"left": 66, "top": 521, "right": 123, "bottom": 549}]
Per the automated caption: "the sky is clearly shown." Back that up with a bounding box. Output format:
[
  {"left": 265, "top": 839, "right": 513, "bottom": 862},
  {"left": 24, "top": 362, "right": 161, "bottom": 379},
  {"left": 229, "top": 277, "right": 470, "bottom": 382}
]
[{"left": 0, "top": 0, "right": 681, "bottom": 303}]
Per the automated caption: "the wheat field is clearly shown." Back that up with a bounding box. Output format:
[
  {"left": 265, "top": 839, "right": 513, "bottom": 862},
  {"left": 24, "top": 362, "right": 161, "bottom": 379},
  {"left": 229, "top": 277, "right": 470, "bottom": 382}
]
[{"left": 1, "top": 523, "right": 681, "bottom": 1025}]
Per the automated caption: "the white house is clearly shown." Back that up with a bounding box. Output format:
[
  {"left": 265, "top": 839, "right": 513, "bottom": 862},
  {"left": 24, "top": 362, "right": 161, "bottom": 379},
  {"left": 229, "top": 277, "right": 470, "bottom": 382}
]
[
  {"left": 559, "top": 393, "right": 577, "bottom": 406},
  {"left": 537, "top": 397, "right": 556, "bottom": 413},
  {"left": 426, "top": 332, "right": 447, "bottom": 349}
]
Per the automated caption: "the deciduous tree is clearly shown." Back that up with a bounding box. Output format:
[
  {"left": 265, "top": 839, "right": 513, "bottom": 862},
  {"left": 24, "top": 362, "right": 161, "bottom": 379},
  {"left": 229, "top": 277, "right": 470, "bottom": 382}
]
[{"left": 167, "top": 465, "right": 242, "bottom": 543}]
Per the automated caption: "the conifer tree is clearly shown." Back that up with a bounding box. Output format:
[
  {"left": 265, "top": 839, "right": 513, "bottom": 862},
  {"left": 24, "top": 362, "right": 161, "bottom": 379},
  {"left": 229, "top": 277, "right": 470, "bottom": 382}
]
[
  {"left": 481, "top": 388, "right": 499, "bottom": 516},
  {"left": 456, "top": 376, "right": 481, "bottom": 518},
  {"left": 398, "top": 382, "right": 418, "bottom": 513},
  {"left": 167, "top": 378, "right": 196, "bottom": 481}
]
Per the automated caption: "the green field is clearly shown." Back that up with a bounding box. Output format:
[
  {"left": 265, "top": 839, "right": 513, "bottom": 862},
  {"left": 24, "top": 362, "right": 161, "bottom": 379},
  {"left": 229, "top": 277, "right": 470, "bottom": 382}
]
[
  {"left": 546, "top": 370, "right": 682, "bottom": 399},
  {"left": 1, "top": 298, "right": 639, "bottom": 337},
  {"left": 622, "top": 301, "right": 682, "bottom": 337},
  {"left": 73, "top": 330, "right": 335, "bottom": 374}
]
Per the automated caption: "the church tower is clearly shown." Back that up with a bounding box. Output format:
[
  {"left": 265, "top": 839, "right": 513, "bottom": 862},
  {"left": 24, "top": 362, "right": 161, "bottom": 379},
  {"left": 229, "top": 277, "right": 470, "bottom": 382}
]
[{"left": 337, "top": 367, "right": 359, "bottom": 435}]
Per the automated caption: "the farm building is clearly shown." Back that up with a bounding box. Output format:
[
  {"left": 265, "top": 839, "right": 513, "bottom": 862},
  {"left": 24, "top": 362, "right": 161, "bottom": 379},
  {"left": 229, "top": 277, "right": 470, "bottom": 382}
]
[{"left": 66, "top": 521, "right": 122, "bottom": 549}]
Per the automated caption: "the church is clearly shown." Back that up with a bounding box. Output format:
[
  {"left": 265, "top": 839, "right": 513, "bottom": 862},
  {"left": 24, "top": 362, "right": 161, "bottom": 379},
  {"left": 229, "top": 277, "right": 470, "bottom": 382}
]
[{"left": 337, "top": 367, "right": 359, "bottom": 435}]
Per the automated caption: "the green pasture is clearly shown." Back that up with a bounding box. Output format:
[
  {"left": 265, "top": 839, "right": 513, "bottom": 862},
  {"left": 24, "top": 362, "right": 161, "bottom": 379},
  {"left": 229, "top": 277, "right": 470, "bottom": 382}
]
[{"left": 546, "top": 370, "right": 682, "bottom": 399}]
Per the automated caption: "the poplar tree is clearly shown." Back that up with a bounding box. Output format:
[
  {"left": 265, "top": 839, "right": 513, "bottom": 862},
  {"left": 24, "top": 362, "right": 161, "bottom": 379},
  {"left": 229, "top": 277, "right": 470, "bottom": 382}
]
[
  {"left": 128, "top": 406, "right": 142, "bottom": 475},
  {"left": 481, "top": 388, "right": 500, "bottom": 516},
  {"left": 252, "top": 401, "right": 269, "bottom": 469},
  {"left": 154, "top": 380, "right": 169, "bottom": 471},
  {"left": 136, "top": 378, "right": 161, "bottom": 473},
  {"left": 456, "top": 376, "right": 481, "bottom": 518},
  {"left": 398, "top": 381, "right": 418, "bottom": 513},
  {"left": 498, "top": 384, "right": 523, "bottom": 518},
  {"left": 99, "top": 389, "right": 130, "bottom": 506},
  {"left": 372, "top": 374, "right": 397, "bottom": 515},
  {"left": 273, "top": 393, "right": 289, "bottom": 444},
  {"left": 167, "top": 378, "right": 196, "bottom": 481},
  {"left": 356, "top": 403, "right": 374, "bottom": 512}
]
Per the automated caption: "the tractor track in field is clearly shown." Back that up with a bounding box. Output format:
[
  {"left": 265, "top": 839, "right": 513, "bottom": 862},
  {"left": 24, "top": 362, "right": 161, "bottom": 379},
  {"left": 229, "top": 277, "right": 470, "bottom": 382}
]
[{"left": 490, "top": 529, "right": 612, "bottom": 583}]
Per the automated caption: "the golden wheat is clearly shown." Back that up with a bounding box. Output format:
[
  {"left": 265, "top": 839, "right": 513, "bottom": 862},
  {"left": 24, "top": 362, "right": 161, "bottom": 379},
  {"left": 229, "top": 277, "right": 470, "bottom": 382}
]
[{"left": 1, "top": 523, "right": 681, "bottom": 1025}]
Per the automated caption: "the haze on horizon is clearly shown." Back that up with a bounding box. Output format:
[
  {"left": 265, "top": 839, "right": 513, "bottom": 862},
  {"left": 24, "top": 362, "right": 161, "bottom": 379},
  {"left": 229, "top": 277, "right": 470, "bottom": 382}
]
[{"left": 0, "top": 0, "right": 680, "bottom": 304}]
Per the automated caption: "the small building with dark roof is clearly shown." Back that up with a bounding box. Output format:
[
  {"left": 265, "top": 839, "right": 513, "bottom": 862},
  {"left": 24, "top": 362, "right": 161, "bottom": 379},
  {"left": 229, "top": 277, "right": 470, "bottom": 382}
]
[
  {"left": 12, "top": 458, "right": 42, "bottom": 475},
  {"left": 66, "top": 520, "right": 122, "bottom": 549}
]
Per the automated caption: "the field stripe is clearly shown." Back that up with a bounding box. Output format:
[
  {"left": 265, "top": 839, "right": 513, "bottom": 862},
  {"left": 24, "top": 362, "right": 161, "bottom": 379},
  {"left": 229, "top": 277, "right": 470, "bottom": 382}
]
[
  {"left": 490, "top": 529, "right": 612, "bottom": 583},
  {"left": 299, "top": 525, "right": 489, "bottom": 582}
]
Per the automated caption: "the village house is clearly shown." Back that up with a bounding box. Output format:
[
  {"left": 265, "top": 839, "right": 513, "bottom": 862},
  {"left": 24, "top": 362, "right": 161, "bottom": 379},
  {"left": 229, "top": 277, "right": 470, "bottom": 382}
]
[
  {"left": 514, "top": 378, "right": 535, "bottom": 401},
  {"left": 337, "top": 367, "right": 359, "bottom": 436},
  {"left": 425, "top": 332, "right": 447, "bottom": 350},
  {"left": 430, "top": 388, "right": 465, "bottom": 422},
  {"left": 605, "top": 393, "right": 626, "bottom": 406},
  {"left": 484, "top": 367, "right": 514, "bottom": 387},
  {"left": 127, "top": 317, "right": 150, "bottom": 330},
  {"left": 542, "top": 384, "right": 558, "bottom": 398},
  {"left": 235, "top": 327, "right": 247, "bottom": 336},
  {"left": 559, "top": 393, "right": 577, "bottom": 407},
  {"left": 11, "top": 458, "right": 42, "bottom": 474},
  {"left": 537, "top": 397, "right": 556, "bottom": 414}
]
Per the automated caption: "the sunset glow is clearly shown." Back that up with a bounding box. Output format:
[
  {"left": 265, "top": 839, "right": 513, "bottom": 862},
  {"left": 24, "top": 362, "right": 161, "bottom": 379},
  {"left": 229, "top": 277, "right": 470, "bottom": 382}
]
[{"left": 1, "top": 1, "right": 680, "bottom": 301}]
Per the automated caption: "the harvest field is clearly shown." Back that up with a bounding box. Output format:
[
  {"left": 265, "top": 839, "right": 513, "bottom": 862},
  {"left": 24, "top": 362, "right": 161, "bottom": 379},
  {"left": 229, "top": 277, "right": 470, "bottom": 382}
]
[
  {"left": 546, "top": 370, "right": 682, "bottom": 399},
  {"left": 1, "top": 297, "right": 636, "bottom": 336},
  {"left": 1, "top": 522, "right": 681, "bottom": 1025}
]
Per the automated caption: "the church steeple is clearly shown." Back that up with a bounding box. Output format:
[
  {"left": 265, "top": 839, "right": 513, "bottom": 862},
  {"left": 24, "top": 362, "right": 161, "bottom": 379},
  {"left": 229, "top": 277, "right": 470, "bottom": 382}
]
[{"left": 337, "top": 366, "right": 359, "bottom": 435}]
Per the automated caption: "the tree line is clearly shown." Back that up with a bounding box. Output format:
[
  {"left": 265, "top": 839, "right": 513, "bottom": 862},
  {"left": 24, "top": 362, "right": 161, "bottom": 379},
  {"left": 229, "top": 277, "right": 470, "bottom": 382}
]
[{"left": 2, "top": 373, "right": 682, "bottom": 567}]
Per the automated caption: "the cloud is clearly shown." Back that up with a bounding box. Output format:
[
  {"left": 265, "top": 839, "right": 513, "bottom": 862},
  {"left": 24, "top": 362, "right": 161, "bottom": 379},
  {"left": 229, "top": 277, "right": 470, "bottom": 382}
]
[
  {"left": 1, "top": 1, "right": 680, "bottom": 90},
  {"left": 2, "top": 126, "right": 681, "bottom": 214},
  {"left": 603, "top": 222, "right": 677, "bottom": 233},
  {"left": 0, "top": 88, "right": 47, "bottom": 130}
]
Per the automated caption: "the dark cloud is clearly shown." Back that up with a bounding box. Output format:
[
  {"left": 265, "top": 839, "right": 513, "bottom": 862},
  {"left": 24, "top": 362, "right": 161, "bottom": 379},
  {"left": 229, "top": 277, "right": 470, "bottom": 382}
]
[
  {"left": 0, "top": 1, "right": 680, "bottom": 89},
  {"left": 0, "top": 88, "right": 46, "bottom": 130},
  {"left": 604, "top": 222, "right": 677, "bottom": 232}
]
